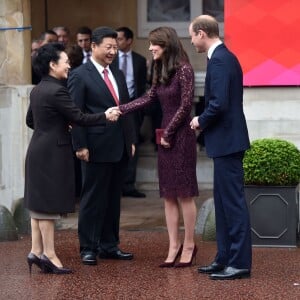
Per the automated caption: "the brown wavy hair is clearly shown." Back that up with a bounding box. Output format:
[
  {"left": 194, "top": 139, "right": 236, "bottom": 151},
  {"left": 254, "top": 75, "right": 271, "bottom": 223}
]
[{"left": 149, "top": 27, "right": 189, "bottom": 85}]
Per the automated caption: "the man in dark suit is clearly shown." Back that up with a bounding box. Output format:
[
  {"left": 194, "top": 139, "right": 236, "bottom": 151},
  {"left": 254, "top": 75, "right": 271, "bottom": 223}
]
[
  {"left": 32, "top": 30, "right": 58, "bottom": 84},
  {"left": 76, "top": 26, "right": 92, "bottom": 64},
  {"left": 189, "top": 15, "right": 252, "bottom": 280},
  {"left": 111, "top": 27, "right": 148, "bottom": 198},
  {"left": 68, "top": 27, "right": 136, "bottom": 265}
]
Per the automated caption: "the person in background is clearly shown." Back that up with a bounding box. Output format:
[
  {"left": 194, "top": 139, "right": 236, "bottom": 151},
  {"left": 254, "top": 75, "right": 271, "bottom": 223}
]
[
  {"left": 68, "top": 27, "right": 136, "bottom": 266},
  {"left": 116, "top": 26, "right": 199, "bottom": 268},
  {"left": 32, "top": 30, "right": 58, "bottom": 84},
  {"left": 25, "top": 42, "right": 120, "bottom": 275},
  {"left": 65, "top": 44, "right": 84, "bottom": 197},
  {"left": 65, "top": 44, "right": 84, "bottom": 70},
  {"left": 39, "top": 30, "right": 58, "bottom": 46},
  {"left": 189, "top": 15, "right": 252, "bottom": 280},
  {"left": 53, "top": 26, "right": 71, "bottom": 47},
  {"left": 111, "top": 26, "right": 147, "bottom": 198},
  {"left": 31, "top": 39, "right": 40, "bottom": 57},
  {"left": 76, "top": 26, "right": 92, "bottom": 64}
]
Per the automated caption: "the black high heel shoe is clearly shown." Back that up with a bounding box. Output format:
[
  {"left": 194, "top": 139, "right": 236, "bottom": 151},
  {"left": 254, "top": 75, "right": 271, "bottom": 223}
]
[
  {"left": 27, "top": 253, "right": 42, "bottom": 274},
  {"left": 174, "top": 245, "right": 198, "bottom": 268},
  {"left": 40, "top": 254, "right": 72, "bottom": 274},
  {"left": 159, "top": 244, "right": 183, "bottom": 268}
]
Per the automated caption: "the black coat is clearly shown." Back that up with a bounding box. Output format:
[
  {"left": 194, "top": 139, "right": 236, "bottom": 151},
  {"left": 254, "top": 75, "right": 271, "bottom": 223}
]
[{"left": 24, "top": 76, "right": 106, "bottom": 214}]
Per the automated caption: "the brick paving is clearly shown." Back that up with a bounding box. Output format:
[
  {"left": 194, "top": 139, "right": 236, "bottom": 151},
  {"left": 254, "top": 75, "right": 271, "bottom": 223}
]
[{"left": 0, "top": 190, "right": 300, "bottom": 299}]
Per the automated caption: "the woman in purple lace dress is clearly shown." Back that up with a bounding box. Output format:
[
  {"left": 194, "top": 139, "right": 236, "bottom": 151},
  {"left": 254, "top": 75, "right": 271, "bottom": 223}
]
[{"left": 119, "top": 27, "right": 198, "bottom": 267}]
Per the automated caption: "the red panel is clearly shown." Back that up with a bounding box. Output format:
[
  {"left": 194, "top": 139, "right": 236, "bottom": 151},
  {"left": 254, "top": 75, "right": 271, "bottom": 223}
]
[{"left": 225, "top": 0, "right": 300, "bottom": 86}]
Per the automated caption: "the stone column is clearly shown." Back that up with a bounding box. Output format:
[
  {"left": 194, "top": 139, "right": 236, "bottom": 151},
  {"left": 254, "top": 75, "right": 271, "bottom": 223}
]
[
  {"left": 0, "top": 0, "right": 33, "bottom": 220},
  {"left": 0, "top": 0, "right": 32, "bottom": 85}
]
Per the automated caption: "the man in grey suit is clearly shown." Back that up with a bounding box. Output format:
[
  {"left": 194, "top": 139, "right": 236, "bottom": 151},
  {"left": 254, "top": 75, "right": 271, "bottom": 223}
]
[
  {"left": 189, "top": 15, "right": 252, "bottom": 280},
  {"left": 68, "top": 27, "right": 136, "bottom": 265}
]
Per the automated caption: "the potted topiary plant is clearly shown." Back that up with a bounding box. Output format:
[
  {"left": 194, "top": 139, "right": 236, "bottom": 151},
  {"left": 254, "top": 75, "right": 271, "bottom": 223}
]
[{"left": 243, "top": 138, "right": 300, "bottom": 247}]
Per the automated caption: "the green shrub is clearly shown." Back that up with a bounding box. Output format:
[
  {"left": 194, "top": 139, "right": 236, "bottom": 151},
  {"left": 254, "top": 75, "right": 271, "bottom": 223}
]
[{"left": 243, "top": 138, "right": 300, "bottom": 186}]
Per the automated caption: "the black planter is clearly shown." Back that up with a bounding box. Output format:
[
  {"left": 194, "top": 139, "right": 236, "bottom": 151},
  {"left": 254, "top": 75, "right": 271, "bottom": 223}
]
[{"left": 245, "top": 184, "right": 299, "bottom": 247}]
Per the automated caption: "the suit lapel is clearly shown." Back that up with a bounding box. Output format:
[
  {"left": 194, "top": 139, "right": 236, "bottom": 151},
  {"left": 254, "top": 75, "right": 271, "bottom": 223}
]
[
  {"left": 132, "top": 52, "right": 138, "bottom": 78},
  {"left": 210, "top": 44, "right": 226, "bottom": 59},
  {"left": 205, "top": 44, "right": 227, "bottom": 105},
  {"left": 86, "top": 61, "right": 118, "bottom": 106}
]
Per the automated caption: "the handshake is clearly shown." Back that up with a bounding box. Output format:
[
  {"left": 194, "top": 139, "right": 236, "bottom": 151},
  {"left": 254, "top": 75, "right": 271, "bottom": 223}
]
[{"left": 105, "top": 106, "right": 122, "bottom": 122}]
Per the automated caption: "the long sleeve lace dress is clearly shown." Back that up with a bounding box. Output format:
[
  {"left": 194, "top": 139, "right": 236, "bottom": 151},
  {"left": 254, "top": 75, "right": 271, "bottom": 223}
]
[{"left": 119, "top": 63, "right": 198, "bottom": 198}]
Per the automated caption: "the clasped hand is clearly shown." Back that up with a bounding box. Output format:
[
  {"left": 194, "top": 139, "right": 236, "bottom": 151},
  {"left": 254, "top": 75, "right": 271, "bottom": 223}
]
[{"left": 105, "top": 107, "right": 122, "bottom": 121}]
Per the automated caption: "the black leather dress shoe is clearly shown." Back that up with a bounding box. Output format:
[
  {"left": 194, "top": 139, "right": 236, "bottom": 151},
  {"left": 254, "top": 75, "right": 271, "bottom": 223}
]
[
  {"left": 122, "top": 190, "right": 146, "bottom": 198},
  {"left": 81, "top": 251, "right": 97, "bottom": 265},
  {"left": 209, "top": 266, "right": 251, "bottom": 280},
  {"left": 198, "top": 261, "right": 225, "bottom": 274},
  {"left": 98, "top": 249, "right": 133, "bottom": 260}
]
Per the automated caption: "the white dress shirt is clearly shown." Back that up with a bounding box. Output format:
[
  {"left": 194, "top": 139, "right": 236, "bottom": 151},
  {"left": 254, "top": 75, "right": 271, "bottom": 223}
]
[
  {"left": 207, "top": 40, "right": 223, "bottom": 59},
  {"left": 90, "top": 57, "right": 120, "bottom": 99},
  {"left": 82, "top": 50, "right": 92, "bottom": 64}
]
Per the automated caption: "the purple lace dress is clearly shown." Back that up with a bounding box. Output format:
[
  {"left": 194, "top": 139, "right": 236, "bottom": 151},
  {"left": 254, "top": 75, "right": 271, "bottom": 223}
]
[{"left": 120, "top": 63, "right": 198, "bottom": 198}]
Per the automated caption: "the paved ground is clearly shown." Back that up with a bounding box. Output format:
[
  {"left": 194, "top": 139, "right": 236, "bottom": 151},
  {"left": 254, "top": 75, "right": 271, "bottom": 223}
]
[{"left": 1, "top": 190, "right": 300, "bottom": 299}]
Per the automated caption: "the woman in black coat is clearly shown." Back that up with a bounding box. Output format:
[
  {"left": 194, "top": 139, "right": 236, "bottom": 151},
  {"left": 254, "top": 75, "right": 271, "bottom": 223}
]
[{"left": 24, "top": 43, "right": 120, "bottom": 274}]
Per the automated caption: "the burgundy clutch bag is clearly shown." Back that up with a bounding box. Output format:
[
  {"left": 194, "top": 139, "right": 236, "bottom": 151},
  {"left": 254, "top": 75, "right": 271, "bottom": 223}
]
[{"left": 155, "top": 128, "right": 164, "bottom": 145}]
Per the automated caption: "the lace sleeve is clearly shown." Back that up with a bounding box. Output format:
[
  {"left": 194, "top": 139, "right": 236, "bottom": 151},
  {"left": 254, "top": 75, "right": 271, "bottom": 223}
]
[
  {"left": 164, "top": 64, "right": 194, "bottom": 142},
  {"left": 119, "top": 86, "right": 158, "bottom": 114}
]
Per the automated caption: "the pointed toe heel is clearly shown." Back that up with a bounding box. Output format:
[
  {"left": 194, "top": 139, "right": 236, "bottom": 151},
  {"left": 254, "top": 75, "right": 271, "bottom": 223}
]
[
  {"left": 40, "top": 254, "right": 72, "bottom": 274},
  {"left": 174, "top": 245, "right": 198, "bottom": 268},
  {"left": 159, "top": 261, "right": 176, "bottom": 268},
  {"left": 159, "top": 244, "right": 183, "bottom": 268},
  {"left": 27, "top": 253, "right": 42, "bottom": 274}
]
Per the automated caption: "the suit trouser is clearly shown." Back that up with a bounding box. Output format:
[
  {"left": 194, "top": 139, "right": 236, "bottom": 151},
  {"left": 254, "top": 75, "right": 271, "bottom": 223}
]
[
  {"left": 78, "top": 153, "right": 128, "bottom": 253},
  {"left": 213, "top": 151, "right": 252, "bottom": 269},
  {"left": 122, "top": 146, "right": 139, "bottom": 193},
  {"left": 122, "top": 110, "right": 141, "bottom": 192}
]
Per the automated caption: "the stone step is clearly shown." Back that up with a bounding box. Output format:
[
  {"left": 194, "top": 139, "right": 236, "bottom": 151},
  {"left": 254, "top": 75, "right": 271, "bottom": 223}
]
[{"left": 136, "top": 142, "right": 213, "bottom": 190}]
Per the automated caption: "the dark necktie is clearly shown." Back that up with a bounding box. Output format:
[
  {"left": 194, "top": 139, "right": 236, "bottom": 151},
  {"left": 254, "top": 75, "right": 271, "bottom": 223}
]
[
  {"left": 121, "top": 53, "right": 127, "bottom": 77},
  {"left": 103, "top": 69, "right": 119, "bottom": 105}
]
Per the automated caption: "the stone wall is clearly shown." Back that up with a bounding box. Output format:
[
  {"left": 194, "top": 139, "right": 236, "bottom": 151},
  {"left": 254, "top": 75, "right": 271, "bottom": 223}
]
[
  {"left": 0, "top": 0, "right": 31, "bottom": 85},
  {"left": 244, "top": 87, "right": 300, "bottom": 149},
  {"left": 0, "top": 85, "right": 32, "bottom": 211}
]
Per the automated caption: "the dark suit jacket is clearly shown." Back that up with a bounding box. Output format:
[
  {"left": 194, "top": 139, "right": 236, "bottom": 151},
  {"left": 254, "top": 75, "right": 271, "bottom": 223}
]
[
  {"left": 68, "top": 60, "right": 136, "bottom": 162},
  {"left": 199, "top": 44, "right": 250, "bottom": 158},
  {"left": 24, "top": 76, "right": 106, "bottom": 214}
]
